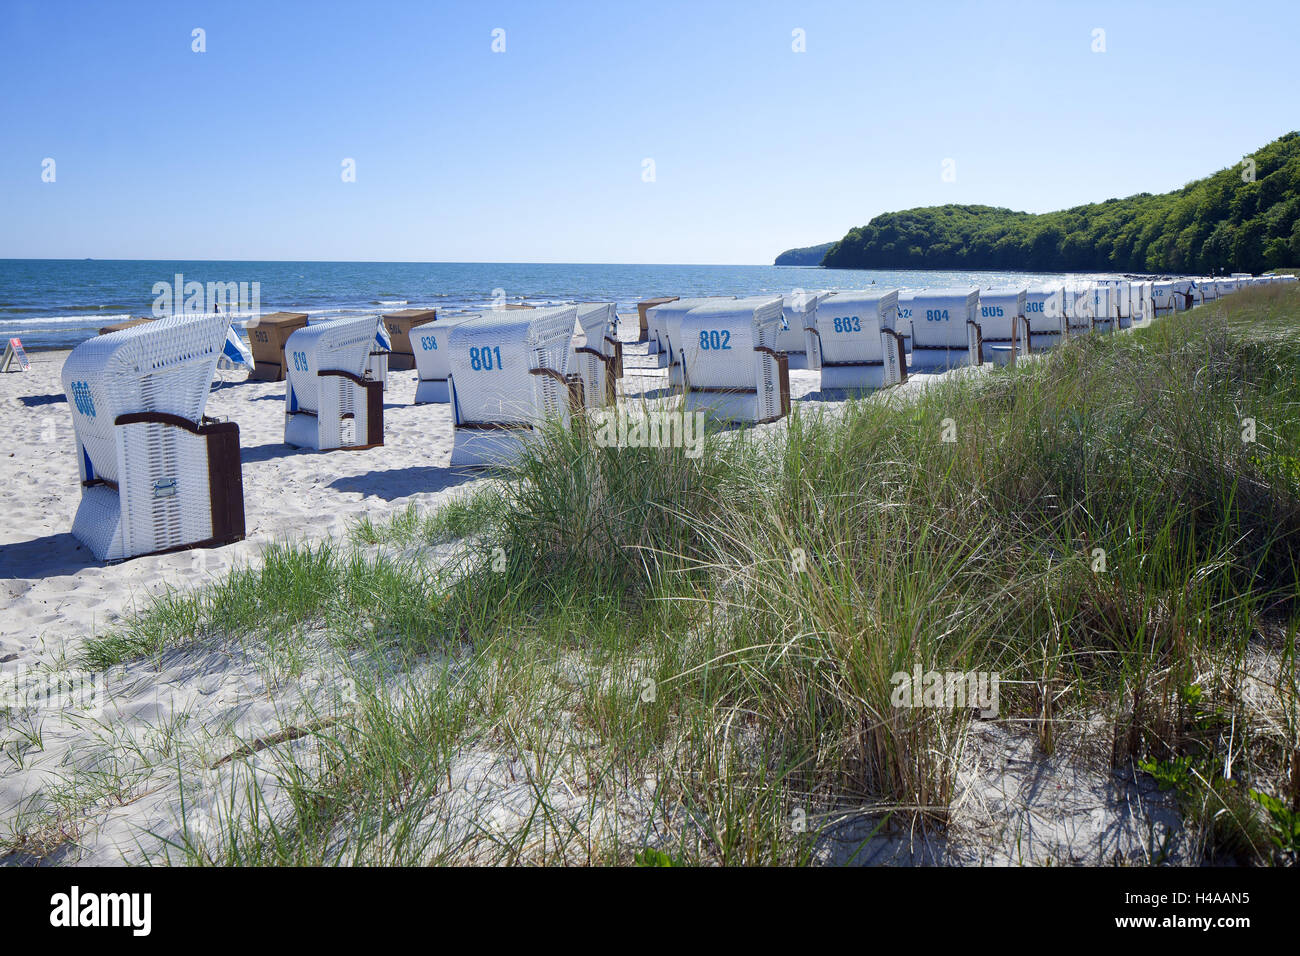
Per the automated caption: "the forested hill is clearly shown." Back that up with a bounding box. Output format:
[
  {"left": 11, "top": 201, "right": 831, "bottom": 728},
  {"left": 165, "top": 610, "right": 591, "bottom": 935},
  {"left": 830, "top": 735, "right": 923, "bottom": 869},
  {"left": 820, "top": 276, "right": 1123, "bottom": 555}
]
[
  {"left": 775, "top": 132, "right": 1300, "bottom": 274},
  {"left": 774, "top": 241, "right": 835, "bottom": 266}
]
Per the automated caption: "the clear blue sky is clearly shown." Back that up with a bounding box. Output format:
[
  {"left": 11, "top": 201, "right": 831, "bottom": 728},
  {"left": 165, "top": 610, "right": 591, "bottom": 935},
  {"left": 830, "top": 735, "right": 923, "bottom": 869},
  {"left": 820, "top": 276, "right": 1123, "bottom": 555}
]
[{"left": 2, "top": 0, "right": 1296, "bottom": 264}]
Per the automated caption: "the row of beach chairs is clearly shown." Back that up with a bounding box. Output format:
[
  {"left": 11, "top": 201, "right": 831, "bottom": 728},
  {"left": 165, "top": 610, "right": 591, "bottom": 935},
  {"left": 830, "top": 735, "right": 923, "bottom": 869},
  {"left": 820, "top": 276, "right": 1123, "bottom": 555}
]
[{"left": 59, "top": 273, "right": 1295, "bottom": 560}]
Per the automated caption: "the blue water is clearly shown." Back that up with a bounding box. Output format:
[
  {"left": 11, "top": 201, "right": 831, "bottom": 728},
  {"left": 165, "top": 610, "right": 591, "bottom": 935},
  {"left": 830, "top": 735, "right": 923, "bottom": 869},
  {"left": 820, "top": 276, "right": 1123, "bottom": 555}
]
[{"left": 0, "top": 259, "right": 1095, "bottom": 351}]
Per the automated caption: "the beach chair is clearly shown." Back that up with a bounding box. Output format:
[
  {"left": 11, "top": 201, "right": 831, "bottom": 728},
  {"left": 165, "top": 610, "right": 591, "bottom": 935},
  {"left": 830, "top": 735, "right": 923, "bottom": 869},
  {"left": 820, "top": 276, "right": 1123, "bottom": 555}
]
[
  {"left": 976, "top": 288, "right": 1029, "bottom": 365},
  {"left": 907, "top": 288, "right": 982, "bottom": 372},
  {"left": 1150, "top": 281, "right": 1179, "bottom": 316},
  {"left": 60, "top": 313, "right": 245, "bottom": 561},
  {"left": 447, "top": 307, "right": 582, "bottom": 466},
  {"left": 570, "top": 303, "right": 620, "bottom": 408},
  {"left": 1025, "top": 285, "right": 1067, "bottom": 350},
  {"left": 247, "top": 311, "right": 309, "bottom": 381},
  {"left": 1170, "top": 280, "right": 1197, "bottom": 310},
  {"left": 648, "top": 297, "right": 736, "bottom": 383},
  {"left": 1064, "top": 283, "right": 1096, "bottom": 335},
  {"left": 1196, "top": 278, "right": 1218, "bottom": 305},
  {"left": 98, "top": 317, "right": 154, "bottom": 336},
  {"left": 1106, "top": 280, "right": 1132, "bottom": 329},
  {"left": 775, "top": 291, "right": 828, "bottom": 369},
  {"left": 381, "top": 308, "right": 438, "bottom": 370},
  {"left": 1130, "top": 280, "right": 1153, "bottom": 324},
  {"left": 1092, "top": 284, "right": 1115, "bottom": 333},
  {"left": 809, "top": 290, "right": 905, "bottom": 388},
  {"left": 637, "top": 296, "right": 677, "bottom": 345},
  {"left": 283, "top": 316, "right": 385, "bottom": 451},
  {"left": 680, "top": 296, "right": 788, "bottom": 423},
  {"left": 412, "top": 313, "right": 479, "bottom": 404},
  {"left": 1214, "top": 278, "right": 1238, "bottom": 298},
  {"left": 896, "top": 295, "right": 916, "bottom": 353}
]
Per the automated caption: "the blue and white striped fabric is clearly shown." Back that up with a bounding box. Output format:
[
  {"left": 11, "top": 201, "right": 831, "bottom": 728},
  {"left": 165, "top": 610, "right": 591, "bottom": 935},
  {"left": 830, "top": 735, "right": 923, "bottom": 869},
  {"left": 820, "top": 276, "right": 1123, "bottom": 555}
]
[
  {"left": 374, "top": 317, "right": 393, "bottom": 351},
  {"left": 219, "top": 326, "right": 255, "bottom": 371}
]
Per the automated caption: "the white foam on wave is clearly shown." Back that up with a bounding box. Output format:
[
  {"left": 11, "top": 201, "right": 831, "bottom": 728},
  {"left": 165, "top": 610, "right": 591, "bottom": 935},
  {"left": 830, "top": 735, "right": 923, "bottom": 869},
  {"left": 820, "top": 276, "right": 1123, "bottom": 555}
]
[{"left": 1, "top": 313, "right": 131, "bottom": 326}]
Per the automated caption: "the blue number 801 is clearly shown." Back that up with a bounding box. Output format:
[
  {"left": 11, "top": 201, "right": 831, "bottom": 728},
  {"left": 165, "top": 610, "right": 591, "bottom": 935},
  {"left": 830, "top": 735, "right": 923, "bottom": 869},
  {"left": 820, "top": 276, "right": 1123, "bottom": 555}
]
[{"left": 469, "top": 345, "right": 504, "bottom": 370}]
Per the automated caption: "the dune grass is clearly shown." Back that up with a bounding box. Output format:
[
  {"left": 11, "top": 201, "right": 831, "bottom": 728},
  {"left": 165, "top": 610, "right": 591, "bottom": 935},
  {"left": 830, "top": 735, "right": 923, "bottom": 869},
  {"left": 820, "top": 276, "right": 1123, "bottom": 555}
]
[{"left": 82, "top": 284, "right": 1300, "bottom": 865}]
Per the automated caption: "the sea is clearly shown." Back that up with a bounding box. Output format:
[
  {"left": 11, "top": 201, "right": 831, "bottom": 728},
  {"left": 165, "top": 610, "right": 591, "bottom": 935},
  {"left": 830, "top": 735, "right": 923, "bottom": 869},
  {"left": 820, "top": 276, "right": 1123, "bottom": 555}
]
[{"left": 0, "top": 259, "right": 1103, "bottom": 352}]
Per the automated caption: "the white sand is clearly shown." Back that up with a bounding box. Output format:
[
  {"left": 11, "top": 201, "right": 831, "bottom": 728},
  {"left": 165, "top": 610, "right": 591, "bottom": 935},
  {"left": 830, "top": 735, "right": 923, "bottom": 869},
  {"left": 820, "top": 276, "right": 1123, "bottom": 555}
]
[
  {"left": 0, "top": 348, "right": 475, "bottom": 659},
  {"left": 1, "top": 317, "right": 1175, "bottom": 865}
]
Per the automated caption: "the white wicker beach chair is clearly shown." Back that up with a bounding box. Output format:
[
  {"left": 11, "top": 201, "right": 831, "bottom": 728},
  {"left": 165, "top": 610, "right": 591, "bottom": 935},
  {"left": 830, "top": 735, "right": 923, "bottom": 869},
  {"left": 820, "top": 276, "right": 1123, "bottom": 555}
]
[
  {"left": 907, "top": 288, "right": 982, "bottom": 372},
  {"left": 1025, "top": 285, "right": 1067, "bottom": 349},
  {"left": 283, "top": 316, "right": 385, "bottom": 451},
  {"left": 1170, "top": 280, "right": 1197, "bottom": 310},
  {"left": 570, "top": 303, "right": 620, "bottom": 409},
  {"left": 447, "top": 306, "right": 581, "bottom": 466},
  {"left": 896, "top": 296, "right": 916, "bottom": 353},
  {"left": 1100, "top": 280, "right": 1131, "bottom": 330},
  {"left": 1214, "top": 278, "right": 1239, "bottom": 297},
  {"left": 1064, "top": 283, "right": 1096, "bottom": 335},
  {"left": 1196, "top": 278, "right": 1218, "bottom": 305},
  {"left": 1129, "top": 280, "right": 1153, "bottom": 324},
  {"left": 809, "top": 290, "right": 905, "bottom": 389},
  {"left": 1150, "top": 281, "right": 1179, "bottom": 316},
  {"left": 307, "top": 315, "right": 391, "bottom": 390},
  {"left": 1091, "top": 284, "right": 1116, "bottom": 333},
  {"left": 60, "top": 313, "right": 245, "bottom": 561},
  {"left": 680, "top": 296, "right": 788, "bottom": 423},
  {"left": 976, "top": 288, "right": 1029, "bottom": 365},
  {"left": 648, "top": 297, "right": 735, "bottom": 379},
  {"left": 412, "top": 313, "right": 479, "bottom": 404},
  {"left": 776, "top": 291, "right": 828, "bottom": 370}
]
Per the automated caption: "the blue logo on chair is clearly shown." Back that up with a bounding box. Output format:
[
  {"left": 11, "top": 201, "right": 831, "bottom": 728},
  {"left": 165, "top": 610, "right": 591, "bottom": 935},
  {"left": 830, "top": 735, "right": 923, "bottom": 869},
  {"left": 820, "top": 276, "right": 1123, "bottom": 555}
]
[{"left": 70, "top": 381, "right": 96, "bottom": 417}]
